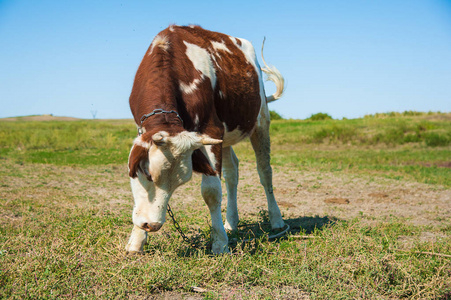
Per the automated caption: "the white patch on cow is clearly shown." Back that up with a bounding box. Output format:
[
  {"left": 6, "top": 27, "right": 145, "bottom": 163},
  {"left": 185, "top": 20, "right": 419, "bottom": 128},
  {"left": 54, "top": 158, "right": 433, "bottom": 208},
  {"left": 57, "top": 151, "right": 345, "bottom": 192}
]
[
  {"left": 209, "top": 53, "right": 221, "bottom": 70},
  {"left": 125, "top": 225, "right": 148, "bottom": 253},
  {"left": 169, "top": 25, "right": 175, "bottom": 32},
  {"left": 256, "top": 65, "right": 270, "bottom": 126},
  {"left": 256, "top": 79, "right": 270, "bottom": 126},
  {"left": 219, "top": 90, "right": 224, "bottom": 99},
  {"left": 194, "top": 114, "right": 200, "bottom": 130},
  {"left": 184, "top": 41, "right": 216, "bottom": 90},
  {"left": 148, "top": 35, "right": 169, "bottom": 56},
  {"left": 133, "top": 136, "right": 151, "bottom": 149},
  {"left": 229, "top": 36, "right": 269, "bottom": 126},
  {"left": 211, "top": 40, "right": 232, "bottom": 54},
  {"left": 202, "top": 145, "right": 217, "bottom": 171},
  {"left": 201, "top": 174, "right": 229, "bottom": 253},
  {"left": 222, "top": 147, "right": 239, "bottom": 231},
  {"left": 229, "top": 37, "right": 259, "bottom": 75},
  {"left": 229, "top": 36, "right": 238, "bottom": 45},
  {"left": 222, "top": 123, "right": 246, "bottom": 147},
  {"left": 130, "top": 171, "right": 168, "bottom": 228},
  {"left": 179, "top": 78, "right": 201, "bottom": 95}
]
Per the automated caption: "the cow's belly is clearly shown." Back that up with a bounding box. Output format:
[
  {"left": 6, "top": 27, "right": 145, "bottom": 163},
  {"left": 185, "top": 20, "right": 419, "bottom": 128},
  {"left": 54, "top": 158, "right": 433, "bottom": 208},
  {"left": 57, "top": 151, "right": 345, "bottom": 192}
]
[{"left": 222, "top": 126, "right": 248, "bottom": 148}]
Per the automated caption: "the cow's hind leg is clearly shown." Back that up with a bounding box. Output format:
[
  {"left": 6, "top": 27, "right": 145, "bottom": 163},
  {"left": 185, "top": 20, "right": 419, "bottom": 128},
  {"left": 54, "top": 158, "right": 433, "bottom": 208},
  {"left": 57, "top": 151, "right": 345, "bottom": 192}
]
[
  {"left": 201, "top": 175, "right": 229, "bottom": 253},
  {"left": 250, "top": 122, "right": 285, "bottom": 229},
  {"left": 222, "top": 146, "right": 239, "bottom": 231}
]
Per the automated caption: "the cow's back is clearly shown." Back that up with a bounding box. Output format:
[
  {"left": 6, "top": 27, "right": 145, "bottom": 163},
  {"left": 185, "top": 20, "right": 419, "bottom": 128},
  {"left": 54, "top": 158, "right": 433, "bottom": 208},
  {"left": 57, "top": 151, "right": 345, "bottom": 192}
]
[{"left": 131, "top": 25, "right": 265, "bottom": 144}]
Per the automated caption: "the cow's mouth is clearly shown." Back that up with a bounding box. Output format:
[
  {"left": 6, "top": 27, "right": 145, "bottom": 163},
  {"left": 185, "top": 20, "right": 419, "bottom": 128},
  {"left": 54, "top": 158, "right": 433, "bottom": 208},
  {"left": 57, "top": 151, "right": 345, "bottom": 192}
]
[{"left": 141, "top": 222, "right": 163, "bottom": 232}]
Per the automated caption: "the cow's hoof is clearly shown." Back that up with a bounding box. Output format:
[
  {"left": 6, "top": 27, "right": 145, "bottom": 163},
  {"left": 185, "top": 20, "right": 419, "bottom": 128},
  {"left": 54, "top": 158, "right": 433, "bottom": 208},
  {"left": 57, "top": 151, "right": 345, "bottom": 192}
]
[
  {"left": 271, "top": 219, "right": 286, "bottom": 230},
  {"left": 224, "top": 221, "right": 238, "bottom": 232},
  {"left": 211, "top": 242, "right": 230, "bottom": 254}
]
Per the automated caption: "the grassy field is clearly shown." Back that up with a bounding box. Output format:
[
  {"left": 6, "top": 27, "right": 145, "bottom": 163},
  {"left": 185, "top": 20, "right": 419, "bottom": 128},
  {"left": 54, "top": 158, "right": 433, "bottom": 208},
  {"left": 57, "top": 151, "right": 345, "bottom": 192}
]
[{"left": 1, "top": 112, "right": 450, "bottom": 299}]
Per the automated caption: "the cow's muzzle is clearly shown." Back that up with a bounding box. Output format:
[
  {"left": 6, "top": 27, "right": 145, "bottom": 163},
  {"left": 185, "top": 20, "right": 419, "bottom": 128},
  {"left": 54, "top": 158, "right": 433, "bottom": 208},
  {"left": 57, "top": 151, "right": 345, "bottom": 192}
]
[{"left": 141, "top": 222, "right": 163, "bottom": 232}]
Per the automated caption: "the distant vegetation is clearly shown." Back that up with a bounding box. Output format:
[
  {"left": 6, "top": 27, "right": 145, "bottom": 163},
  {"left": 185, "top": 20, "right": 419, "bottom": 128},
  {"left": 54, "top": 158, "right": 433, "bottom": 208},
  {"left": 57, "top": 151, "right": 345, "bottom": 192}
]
[
  {"left": 364, "top": 111, "right": 443, "bottom": 118},
  {"left": 268, "top": 111, "right": 451, "bottom": 147},
  {"left": 269, "top": 110, "right": 283, "bottom": 120},
  {"left": 307, "top": 112, "right": 333, "bottom": 121}
]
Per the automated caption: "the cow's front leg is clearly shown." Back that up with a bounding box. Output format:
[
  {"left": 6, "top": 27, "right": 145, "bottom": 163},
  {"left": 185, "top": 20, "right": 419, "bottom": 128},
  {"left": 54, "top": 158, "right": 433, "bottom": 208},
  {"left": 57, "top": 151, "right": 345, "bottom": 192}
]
[
  {"left": 201, "top": 175, "right": 229, "bottom": 254},
  {"left": 126, "top": 175, "right": 154, "bottom": 254},
  {"left": 126, "top": 225, "right": 148, "bottom": 254}
]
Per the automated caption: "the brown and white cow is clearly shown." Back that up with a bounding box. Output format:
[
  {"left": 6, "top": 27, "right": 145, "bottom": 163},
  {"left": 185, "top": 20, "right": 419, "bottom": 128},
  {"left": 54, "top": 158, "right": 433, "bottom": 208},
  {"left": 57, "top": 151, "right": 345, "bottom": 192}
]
[{"left": 126, "top": 25, "right": 285, "bottom": 254}]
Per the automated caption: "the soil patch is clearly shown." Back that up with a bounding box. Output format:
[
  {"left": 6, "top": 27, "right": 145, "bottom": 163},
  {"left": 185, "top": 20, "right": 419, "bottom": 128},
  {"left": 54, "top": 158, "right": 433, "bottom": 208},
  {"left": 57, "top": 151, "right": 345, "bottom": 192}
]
[
  {"left": 324, "top": 197, "right": 350, "bottom": 204},
  {"left": 1, "top": 159, "right": 450, "bottom": 230},
  {"left": 404, "top": 160, "right": 451, "bottom": 169}
]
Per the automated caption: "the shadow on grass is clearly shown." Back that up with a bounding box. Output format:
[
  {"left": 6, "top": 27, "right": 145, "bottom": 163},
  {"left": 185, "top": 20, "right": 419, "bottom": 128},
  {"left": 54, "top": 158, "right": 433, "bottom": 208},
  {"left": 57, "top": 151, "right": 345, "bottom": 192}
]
[
  {"left": 285, "top": 215, "right": 338, "bottom": 234},
  {"left": 173, "top": 214, "right": 339, "bottom": 257}
]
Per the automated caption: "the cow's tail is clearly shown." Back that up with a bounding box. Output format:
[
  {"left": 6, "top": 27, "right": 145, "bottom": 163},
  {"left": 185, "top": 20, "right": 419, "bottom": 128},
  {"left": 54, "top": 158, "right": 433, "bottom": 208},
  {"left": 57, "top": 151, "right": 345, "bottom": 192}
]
[{"left": 261, "top": 37, "right": 285, "bottom": 103}]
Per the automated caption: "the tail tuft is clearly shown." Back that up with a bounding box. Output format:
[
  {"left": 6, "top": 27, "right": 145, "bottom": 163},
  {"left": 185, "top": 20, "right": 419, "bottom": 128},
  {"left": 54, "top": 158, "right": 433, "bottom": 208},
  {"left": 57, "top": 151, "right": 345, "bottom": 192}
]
[{"left": 261, "top": 37, "right": 285, "bottom": 103}]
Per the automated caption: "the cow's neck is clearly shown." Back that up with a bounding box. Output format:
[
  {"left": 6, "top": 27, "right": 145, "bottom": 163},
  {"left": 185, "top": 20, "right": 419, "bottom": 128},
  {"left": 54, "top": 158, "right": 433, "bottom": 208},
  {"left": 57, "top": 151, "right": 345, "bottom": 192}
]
[
  {"left": 135, "top": 87, "right": 184, "bottom": 137},
  {"left": 140, "top": 111, "right": 185, "bottom": 139}
]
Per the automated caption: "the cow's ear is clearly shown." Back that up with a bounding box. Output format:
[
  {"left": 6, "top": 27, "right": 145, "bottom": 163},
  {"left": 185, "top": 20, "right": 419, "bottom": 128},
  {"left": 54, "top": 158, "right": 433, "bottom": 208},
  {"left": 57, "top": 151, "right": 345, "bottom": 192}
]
[
  {"left": 128, "top": 144, "right": 153, "bottom": 181},
  {"left": 192, "top": 149, "right": 217, "bottom": 176}
]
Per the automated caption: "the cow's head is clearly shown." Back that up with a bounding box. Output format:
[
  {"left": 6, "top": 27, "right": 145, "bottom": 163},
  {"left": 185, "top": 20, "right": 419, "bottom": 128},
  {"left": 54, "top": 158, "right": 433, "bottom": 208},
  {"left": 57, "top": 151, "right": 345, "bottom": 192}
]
[{"left": 128, "top": 131, "right": 222, "bottom": 232}]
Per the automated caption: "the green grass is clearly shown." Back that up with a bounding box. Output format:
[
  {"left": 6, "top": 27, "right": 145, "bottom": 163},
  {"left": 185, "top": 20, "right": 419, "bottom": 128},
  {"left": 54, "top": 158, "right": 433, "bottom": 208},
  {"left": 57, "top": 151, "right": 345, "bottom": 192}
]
[
  {"left": 233, "top": 145, "right": 451, "bottom": 186},
  {"left": 268, "top": 113, "right": 451, "bottom": 146},
  {"left": 1, "top": 113, "right": 450, "bottom": 182},
  {"left": 238, "top": 113, "right": 450, "bottom": 187},
  {"left": 1, "top": 186, "right": 450, "bottom": 298},
  {"left": 0, "top": 120, "right": 135, "bottom": 165},
  {"left": 1, "top": 113, "right": 450, "bottom": 299}
]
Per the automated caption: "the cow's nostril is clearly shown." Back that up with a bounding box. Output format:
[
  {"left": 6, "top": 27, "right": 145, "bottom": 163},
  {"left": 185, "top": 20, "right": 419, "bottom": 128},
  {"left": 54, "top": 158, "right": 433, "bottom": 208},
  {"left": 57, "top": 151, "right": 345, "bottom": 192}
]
[{"left": 142, "top": 222, "right": 162, "bottom": 232}]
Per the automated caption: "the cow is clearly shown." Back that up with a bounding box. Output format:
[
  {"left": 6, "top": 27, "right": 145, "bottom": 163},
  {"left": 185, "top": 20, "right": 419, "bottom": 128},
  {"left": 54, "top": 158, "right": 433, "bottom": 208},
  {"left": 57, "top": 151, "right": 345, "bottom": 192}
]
[{"left": 125, "top": 25, "right": 286, "bottom": 254}]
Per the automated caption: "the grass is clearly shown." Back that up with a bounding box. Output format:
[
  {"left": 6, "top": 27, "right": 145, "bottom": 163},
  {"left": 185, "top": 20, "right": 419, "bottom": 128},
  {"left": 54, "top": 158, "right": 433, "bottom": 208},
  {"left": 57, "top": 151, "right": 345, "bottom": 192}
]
[
  {"left": 1, "top": 181, "right": 450, "bottom": 298},
  {"left": 1, "top": 112, "right": 450, "bottom": 299},
  {"left": 0, "top": 120, "right": 134, "bottom": 165},
  {"left": 1, "top": 113, "right": 450, "bottom": 176}
]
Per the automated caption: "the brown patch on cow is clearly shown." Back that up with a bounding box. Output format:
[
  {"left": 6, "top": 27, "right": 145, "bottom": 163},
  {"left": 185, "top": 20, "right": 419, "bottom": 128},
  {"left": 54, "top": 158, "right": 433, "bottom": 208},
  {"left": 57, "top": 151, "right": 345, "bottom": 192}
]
[
  {"left": 128, "top": 144, "right": 152, "bottom": 181},
  {"left": 324, "top": 198, "right": 350, "bottom": 204},
  {"left": 192, "top": 149, "right": 217, "bottom": 176},
  {"left": 210, "top": 143, "right": 223, "bottom": 175}
]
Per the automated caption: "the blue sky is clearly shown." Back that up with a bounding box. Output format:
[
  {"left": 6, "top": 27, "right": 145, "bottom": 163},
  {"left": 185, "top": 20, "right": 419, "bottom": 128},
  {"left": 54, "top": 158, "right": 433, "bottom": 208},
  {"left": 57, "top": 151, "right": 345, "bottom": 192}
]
[{"left": 1, "top": 0, "right": 450, "bottom": 119}]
